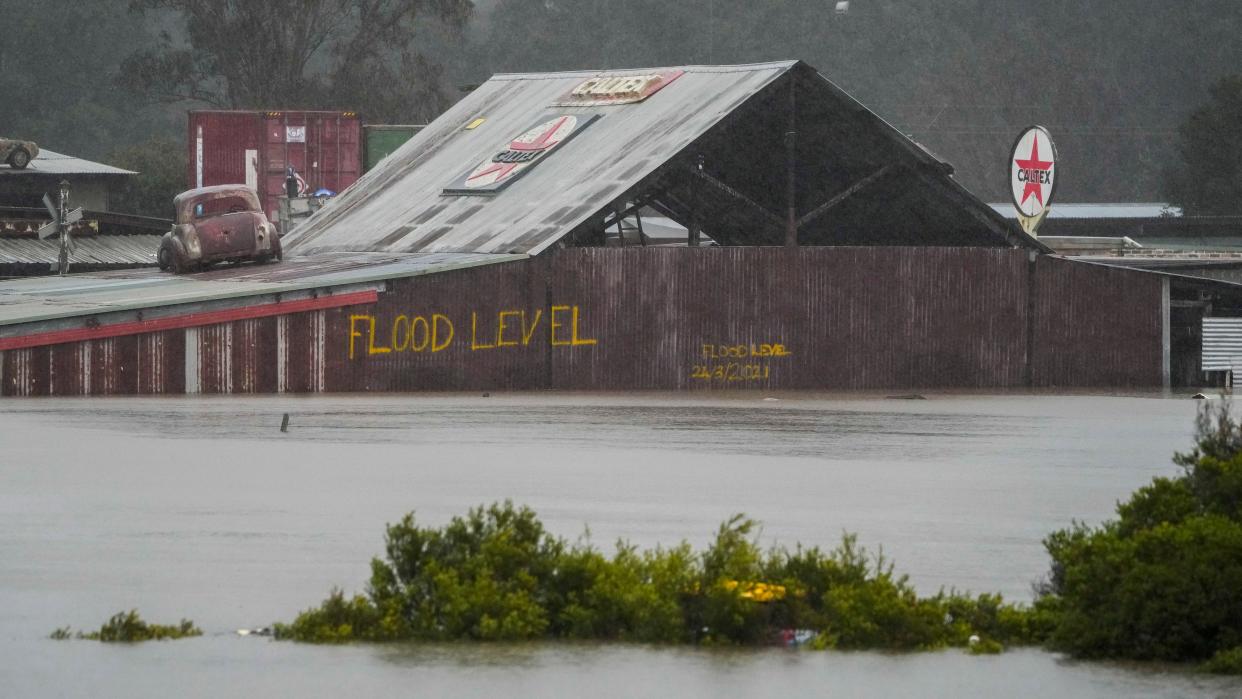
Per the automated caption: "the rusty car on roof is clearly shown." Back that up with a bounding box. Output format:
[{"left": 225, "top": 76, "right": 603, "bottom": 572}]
[
  {"left": 0, "top": 138, "right": 38, "bottom": 169},
  {"left": 158, "top": 185, "right": 282, "bottom": 273}
]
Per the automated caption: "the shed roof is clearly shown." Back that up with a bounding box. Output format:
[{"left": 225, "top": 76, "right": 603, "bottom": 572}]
[
  {"left": 287, "top": 61, "right": 1042, "bottom": 256},
  {"left": 0, "top": 252, "right": 519, "bottom": 330},
  {"left": 0, "top": 149, "right": 135, "bottom": 177},
  {"left": 990, "top": 203, "right": 1182, "bottom": 220},
  {"left": 0, "top": 234, "right": 160, "bottom": 268}
]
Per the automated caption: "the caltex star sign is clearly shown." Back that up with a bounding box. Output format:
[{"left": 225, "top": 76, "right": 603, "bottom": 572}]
[{"left": 1009, "top": 126, "right": 1057, "bottom": 219}]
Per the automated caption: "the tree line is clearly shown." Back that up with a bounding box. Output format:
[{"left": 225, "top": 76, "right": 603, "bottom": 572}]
[{"left": 1, "top": 0, "right": 1238, "bottom": 211}]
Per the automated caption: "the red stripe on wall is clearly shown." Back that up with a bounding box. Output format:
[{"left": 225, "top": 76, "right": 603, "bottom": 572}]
[{"left": 0, "top": 290, "right": 377, "bottom": 351}]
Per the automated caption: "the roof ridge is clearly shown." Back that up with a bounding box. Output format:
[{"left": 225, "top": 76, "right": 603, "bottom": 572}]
[{"left": 490, "top": 60, "right": 799, "bottom": 81}]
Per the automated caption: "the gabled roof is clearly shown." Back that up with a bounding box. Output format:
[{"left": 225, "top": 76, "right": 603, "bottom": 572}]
[
  {"left": 0, "top": 149, "right": 135, "bottom": 177},
  {"left": 287, "top": 61, "right": 1043, "bottom": 256}
]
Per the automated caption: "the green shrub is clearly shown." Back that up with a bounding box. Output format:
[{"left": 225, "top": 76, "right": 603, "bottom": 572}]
[
  {"left": 1202, "top": 646, "right": 1242, "bottom": 674},
  {"left": 69, "top": 610, "right": 202, "bottom": 642},
  {"left": 968, "top": 637, "right": 1004, "bottom": 655},
  {"left": 1038, "top": 400, "right": 1242, "bottom": 662},
  {"left": 278, "top": 501, "right": 1045, "bottom": 650}
]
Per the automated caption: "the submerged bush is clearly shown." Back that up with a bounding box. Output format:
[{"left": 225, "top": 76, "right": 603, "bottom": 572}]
[
  {"left": 57, "top": 610, "right": 202, "bottom": 642},
  {"left": 1202, "top": 646, "right": 1242, "bottom": 674},
  {"left": 1039, "top": 400, "right": 1242, "bottom": 662},
  {"left": 277, "top": 501, "right": 1041, "bottom": 650}
]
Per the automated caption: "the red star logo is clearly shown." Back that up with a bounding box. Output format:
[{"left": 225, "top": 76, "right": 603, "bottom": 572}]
[
  {"left": 466, "top": 162, "right": 518, "bottom": 184},
  {"left": 1015, "top": 135, "right": 1053, "bottom": 207}
]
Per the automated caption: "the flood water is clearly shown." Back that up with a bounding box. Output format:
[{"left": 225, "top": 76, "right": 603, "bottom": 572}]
[{"left": 1, "top": 392, "right": 1239, "bottom": 698}]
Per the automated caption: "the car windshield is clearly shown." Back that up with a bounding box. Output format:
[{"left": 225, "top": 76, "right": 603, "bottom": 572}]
[{"left": 193, "top": 195, "right": 256, "bottom": 218}]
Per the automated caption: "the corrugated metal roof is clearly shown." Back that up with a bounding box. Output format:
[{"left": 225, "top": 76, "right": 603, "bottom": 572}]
[
  {"left": 0, "top": 149, "right": 135, "bottom": 177},
  {"left": 0, "top": 234, "right": 160, "bottom": 266},
  {"left": 287, "top": 62, "right": 794, "bottom": 256},
  {"left": 288, "top": 61, "right": 1039, "bottom": 256},
  {"left": 0, "top": 251, "right": 520, "bottom": 329}
]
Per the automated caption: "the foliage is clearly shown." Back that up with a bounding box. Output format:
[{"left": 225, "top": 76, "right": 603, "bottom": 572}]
[
  {"left": 278, "top": 501, "right": 1042, "bottom": 651},
  {"left": 107, "top": 137, "right": 187, "bottom": 218},
  {"left": 1164, "top": 75, "right": 1242, "bottom": 215},
  {"left": 1039, "top": 400, "right": 1242, "bottom": 661},
  {"left": 969, "top": 637, "right": 1004, "bottom": 655},
  {"left": 120, "top": 0, "right": 472, "bottom": 122},
  {"left": 8, "top": 1, "right": 1242, "bottom": 201},
  {"left": 49, "top": 627, "right": 72, "bottom": 640},
  {"left": 472, "top": 0, "right": 1242, "bottom": 202},
  {"left": 0, "top": 0, "right": 177, "bottom": 159},
  {"left": 1201, "top": 646, "right": 1242, "bottom": 675},
  {"left": 62, "top": 610, "right": 202, "bottom": 642}
]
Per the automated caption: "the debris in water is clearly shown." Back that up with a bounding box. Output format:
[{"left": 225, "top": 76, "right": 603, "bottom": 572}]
[
  {"left": 280, "top": 413, "right": 290, "bottom": 432},
  {"left": 886, "top": 394, "right": 927, "bottom": 400}
]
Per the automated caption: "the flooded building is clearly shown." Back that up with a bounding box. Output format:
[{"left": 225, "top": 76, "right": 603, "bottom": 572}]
[{"left": 1, "top": 61, "right": 1240, "bottom": 396}]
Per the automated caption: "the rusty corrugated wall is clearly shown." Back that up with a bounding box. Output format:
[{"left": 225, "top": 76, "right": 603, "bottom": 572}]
[
  {"left": 0, "top": 248, "right": 1165, "bottom": 396},
  {"left": 1031, "top": 255, "right": 1164, "bottom": 387}
]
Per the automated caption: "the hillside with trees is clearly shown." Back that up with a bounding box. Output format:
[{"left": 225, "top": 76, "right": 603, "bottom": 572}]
[{"left": 3, "top": 0, "right": 1239, "bottom": 204}]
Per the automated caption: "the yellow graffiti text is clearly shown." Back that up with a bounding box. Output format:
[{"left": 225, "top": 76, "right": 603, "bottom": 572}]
[
  {"left": 349, "top": 313, "right": 453, "bottom": 359},
  {"left": 690, "top": 363, "right": 771, "bottom": 382},
  {"left": 549, "top": 305, "right": 597, "bottom": 347},
  {"left": 701, "top": 343, "right": 792, "bottom": 360},
  {"left": 349, "top": 306, "right": 597, "bottom": 359},
  {"left": 472, "top": 305, "right": 595, "bottom": 351}
]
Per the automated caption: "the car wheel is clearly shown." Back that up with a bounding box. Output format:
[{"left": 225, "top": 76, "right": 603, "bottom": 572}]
[
  {"left": 8, "top": 148, "right": 30, "bottom": 169},
  {"left": 157, "top": 243, "right": 173, "bottom": 271},
  {"left": 169, "top": 247, "right": 190, "bottom": 274}
]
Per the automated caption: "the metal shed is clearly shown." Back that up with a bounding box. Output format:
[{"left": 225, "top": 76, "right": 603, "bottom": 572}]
[
  {"left": 287, "top": 61, "right": 1043, "bottom": 256},
  {"left": 6, "top": 60, "right": 1227, "bottom": 397}
]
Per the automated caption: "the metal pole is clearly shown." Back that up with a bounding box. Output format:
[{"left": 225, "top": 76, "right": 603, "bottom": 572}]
[
  {"left": 57, "top": 180, "right": 69, "bottom": 276},
  {"left": 785, "top": 78, "right": 798, "bottom": 247},
  {"left": 690, "top": 155, "right": 703, "bottom": 247}
]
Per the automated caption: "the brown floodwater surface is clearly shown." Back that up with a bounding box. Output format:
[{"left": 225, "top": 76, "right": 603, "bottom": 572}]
[{"left": 1, "top": 393, "right": 1239, "bottom": 697}]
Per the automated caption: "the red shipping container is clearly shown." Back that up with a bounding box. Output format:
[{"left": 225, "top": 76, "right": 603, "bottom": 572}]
[{"left": 187, "top": 110, "right": 362, "bottom": 224}]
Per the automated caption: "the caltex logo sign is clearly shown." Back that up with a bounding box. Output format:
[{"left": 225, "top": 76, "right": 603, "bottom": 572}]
[
  {"left": 552, "top": 70, "right": 684, "bottom": 107},
  {"left": 1009, "top": 125, "right": 1058, "bottom": 219},
  {"left": 445, "top": 114, "right": 600, "bottom": 195}
]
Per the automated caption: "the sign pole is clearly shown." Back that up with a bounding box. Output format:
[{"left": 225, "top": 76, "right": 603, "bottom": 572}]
[
  {"left": 39, "top": 181, "right": 82, "bottom": 275},
  {"left": 58, "top": 180, "right": 69, "bottom": 275}
]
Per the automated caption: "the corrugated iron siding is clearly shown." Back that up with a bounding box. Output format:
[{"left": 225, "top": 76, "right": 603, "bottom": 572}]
[
  {"left": 323, "top": 259, "right": 547, "bottom": 391},
  {"left": 323, "top": 247, "right": 1030, "bottom": 392},
  {"left": 0, "top": 248, "right": 1166, "bottom": 395},
  {"left": 545, "top": 247, "right": 1030, "bottom": 389},
  {"left": 1202, "top": 318, "right": 1242, "bottom": 371},
  {"left": 1031, "top": 256, "right": 1163, "bottom": 387}
]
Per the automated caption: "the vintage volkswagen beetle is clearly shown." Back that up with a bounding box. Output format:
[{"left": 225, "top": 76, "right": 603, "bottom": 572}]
[{"left": 159, "top": 185, "right": 281, "bottom": 273}]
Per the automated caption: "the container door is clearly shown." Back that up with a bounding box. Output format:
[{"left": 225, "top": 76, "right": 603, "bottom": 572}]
[
  {"left": 318, "top": 114, "right": 361, "bottom": 196},
  {"left": 263, "top": 114, "right": 309, "bottom": 223},
  {"left": 188, "top": 111, "right": 263, "bottom": 192}
]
